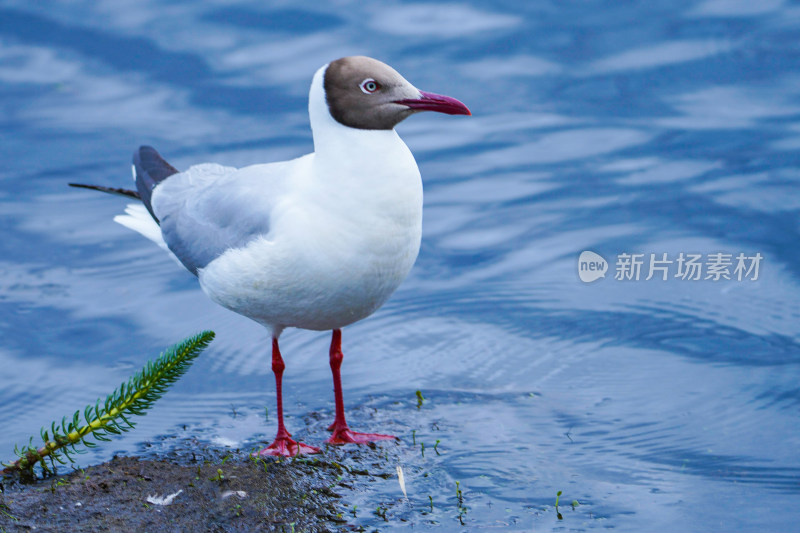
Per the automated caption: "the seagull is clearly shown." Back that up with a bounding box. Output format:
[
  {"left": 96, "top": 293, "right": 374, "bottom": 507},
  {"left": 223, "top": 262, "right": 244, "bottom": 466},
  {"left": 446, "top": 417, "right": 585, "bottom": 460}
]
[{"left": 70, "top": 56, "right": 470, "bottom": 457}]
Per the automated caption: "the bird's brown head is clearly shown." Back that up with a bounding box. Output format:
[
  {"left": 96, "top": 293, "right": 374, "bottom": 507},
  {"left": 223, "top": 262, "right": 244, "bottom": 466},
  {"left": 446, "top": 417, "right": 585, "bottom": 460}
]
[{"left": 323, "top": 56, "right": 471, "bottom": 131}]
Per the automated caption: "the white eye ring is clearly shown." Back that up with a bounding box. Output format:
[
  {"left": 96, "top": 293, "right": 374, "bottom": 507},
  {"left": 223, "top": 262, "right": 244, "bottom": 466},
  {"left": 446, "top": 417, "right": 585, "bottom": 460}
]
[{"left": 360, "top": 78, "right": 380, "bottom": 94}]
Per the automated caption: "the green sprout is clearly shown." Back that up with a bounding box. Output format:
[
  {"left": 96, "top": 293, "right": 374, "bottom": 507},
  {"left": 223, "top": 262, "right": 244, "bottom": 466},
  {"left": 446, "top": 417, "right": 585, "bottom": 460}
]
[
  {"left": 555, "top": 490, "right": 563, "bottom": 520},
  {"left": 1, "top": 331, "right": 215, "bottom": 477},
  {"left": 0, "top": 502, "right": 19, "bottom": 522},
  {"left": 415, "top": 390, "right": 425, "bottom": 409},
  {"left": 456, "top": 481, "right": 467, "bottom": 524},
  {"left": 210, "top": 468, "right": 225, "bottom": 482}
]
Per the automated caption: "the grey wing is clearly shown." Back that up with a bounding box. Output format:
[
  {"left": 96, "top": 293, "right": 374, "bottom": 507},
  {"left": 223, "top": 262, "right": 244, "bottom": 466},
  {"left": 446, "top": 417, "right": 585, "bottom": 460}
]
[{"left": 151, "top": 162, "right": 279, "bottom": 275}]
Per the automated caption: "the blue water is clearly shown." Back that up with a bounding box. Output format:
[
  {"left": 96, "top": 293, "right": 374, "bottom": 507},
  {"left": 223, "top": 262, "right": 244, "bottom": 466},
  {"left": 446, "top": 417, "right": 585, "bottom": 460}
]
[{"left": 2, "top": 1, "right": 799, "bottom": 530}]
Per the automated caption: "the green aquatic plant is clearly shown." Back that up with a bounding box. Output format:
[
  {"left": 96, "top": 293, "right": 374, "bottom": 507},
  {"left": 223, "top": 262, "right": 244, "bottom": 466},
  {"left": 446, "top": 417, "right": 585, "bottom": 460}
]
[
  {"left": 1, "top": 331, "right": 215, "bottom": 477},
  {"left": 415, "top": 389, "right": 425, "bottom": 409},
  {"left": 555, "top": 490, "right": 563, "bottom": 520},
  {"left": 456, "top": 480, "right": 467, "bottom": 524}
]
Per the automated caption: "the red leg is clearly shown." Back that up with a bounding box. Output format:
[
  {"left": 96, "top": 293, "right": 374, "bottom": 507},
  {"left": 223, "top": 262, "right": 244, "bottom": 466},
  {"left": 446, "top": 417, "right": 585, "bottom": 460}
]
[
  {"left": 326, "top": 329, "right": 397, "bottom": 445},
  {"left": 254, "top": 337, "right": 320, "bottom": 457}
]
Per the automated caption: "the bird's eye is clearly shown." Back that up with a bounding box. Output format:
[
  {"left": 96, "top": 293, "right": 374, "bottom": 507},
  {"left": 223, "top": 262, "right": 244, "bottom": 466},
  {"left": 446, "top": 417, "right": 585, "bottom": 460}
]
[{"left": 360, "top": 79, "right": 381, "bottom": 94}]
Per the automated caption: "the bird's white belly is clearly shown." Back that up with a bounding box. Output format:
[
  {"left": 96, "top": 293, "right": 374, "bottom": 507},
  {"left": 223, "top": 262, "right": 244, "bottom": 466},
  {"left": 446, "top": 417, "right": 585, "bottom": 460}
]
[{"left": 197, "top": 211, "right": 421, "bottom": 332}]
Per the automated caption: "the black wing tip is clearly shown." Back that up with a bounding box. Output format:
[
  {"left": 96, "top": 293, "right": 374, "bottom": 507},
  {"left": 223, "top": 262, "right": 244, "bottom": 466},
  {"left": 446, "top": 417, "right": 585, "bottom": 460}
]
[
  {"left": 133, "top": 145, "right": 179, "bottom": 177},
  {"left": 132, "top": 145, "right": 178, "bottom": 225},
  {"left": 133, "top": 145, "right": 156, "bottom": 161}
]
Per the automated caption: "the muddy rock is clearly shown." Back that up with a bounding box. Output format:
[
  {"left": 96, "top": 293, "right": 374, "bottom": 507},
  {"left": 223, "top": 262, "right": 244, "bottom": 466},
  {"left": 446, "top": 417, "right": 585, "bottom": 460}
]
[{"left": 0, "top": 451, "right": 352, "bottom": 532}]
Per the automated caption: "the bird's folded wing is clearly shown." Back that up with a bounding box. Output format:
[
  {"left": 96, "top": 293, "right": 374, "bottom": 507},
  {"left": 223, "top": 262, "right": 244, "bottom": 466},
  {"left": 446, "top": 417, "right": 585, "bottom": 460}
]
[{"left": 151, "top": 162, "right": 287, "bottom": 275}]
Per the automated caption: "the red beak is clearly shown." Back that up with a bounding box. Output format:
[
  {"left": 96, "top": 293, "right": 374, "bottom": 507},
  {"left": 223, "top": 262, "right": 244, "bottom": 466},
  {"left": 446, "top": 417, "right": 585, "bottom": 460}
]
[{"left": 395, "top": 91, "right": 471, "bottom": 116}]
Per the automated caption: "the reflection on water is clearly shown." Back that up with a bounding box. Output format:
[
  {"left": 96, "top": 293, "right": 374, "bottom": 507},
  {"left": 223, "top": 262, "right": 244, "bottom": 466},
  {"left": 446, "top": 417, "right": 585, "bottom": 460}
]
[{"left": 1, "top": 1, "right": 799, "bottom": 531}]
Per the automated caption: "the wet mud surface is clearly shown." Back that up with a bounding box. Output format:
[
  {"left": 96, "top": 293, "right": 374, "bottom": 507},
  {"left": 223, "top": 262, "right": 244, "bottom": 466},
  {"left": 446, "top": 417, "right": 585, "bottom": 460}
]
[{"left": 0, "top": 441, "right": 396, "bottom": 532}]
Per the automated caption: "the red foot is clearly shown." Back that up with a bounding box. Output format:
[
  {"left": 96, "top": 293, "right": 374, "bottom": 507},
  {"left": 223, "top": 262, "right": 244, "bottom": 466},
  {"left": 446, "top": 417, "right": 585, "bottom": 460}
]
[
  {"left": 326, "top": 421, "right": 397, "bottom": 445},
  {"left": 254, "top": 436, "right": 321, "bottom": 457}
]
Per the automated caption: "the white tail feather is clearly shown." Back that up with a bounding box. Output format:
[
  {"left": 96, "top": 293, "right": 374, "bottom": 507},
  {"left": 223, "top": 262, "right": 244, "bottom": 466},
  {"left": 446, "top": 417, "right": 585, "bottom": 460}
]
[
  {"left": 114, "top": 204, "right": 165, "bottom": 247},
  {"left": 114, "top": 204, "right": 184, "bottom": 268}
]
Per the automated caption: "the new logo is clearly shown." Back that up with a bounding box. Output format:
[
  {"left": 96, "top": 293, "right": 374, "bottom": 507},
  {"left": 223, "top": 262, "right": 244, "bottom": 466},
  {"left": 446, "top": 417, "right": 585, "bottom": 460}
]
[{"left": 578, "top": 251, "right": 608, "bottom": 283}]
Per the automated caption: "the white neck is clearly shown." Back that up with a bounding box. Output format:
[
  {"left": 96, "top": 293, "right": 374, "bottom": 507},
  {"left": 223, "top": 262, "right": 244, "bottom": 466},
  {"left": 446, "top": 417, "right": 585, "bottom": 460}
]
[
  {"left": 305, "top": 64, "right": 422, "bottom": 220},
  {"left": 308, "top": 65, "right": 411, "bottom": 169}
]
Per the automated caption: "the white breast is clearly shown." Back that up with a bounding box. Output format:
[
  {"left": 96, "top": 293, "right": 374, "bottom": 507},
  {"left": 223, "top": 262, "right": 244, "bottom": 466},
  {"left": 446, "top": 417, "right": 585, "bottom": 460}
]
[{"left": 198, "top": 131, "right": 423, "bottom": 332}]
